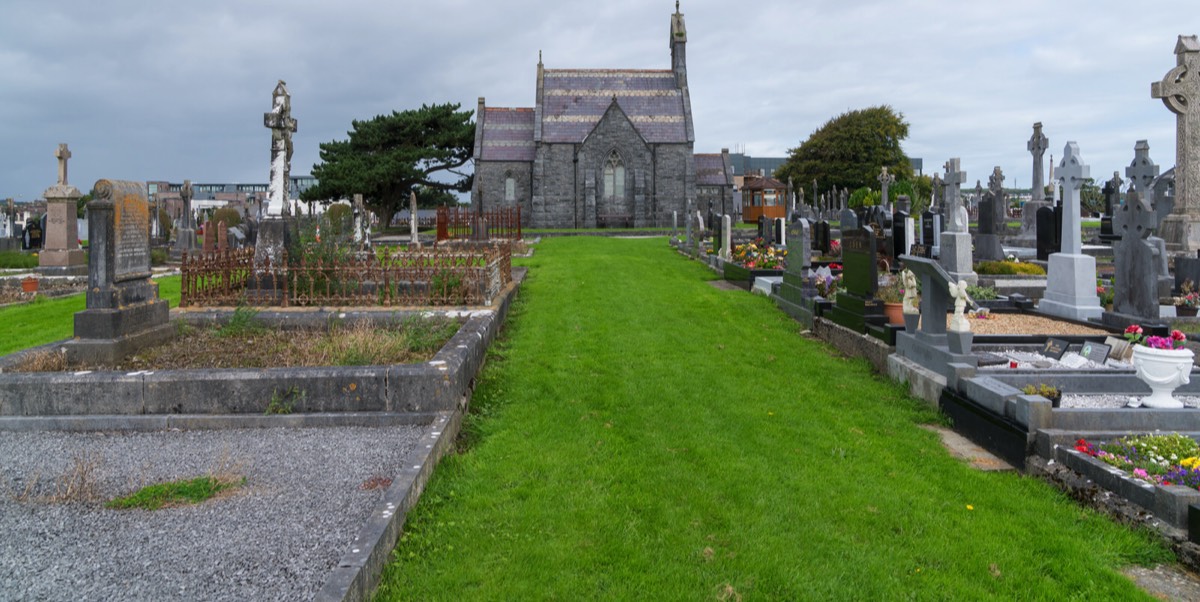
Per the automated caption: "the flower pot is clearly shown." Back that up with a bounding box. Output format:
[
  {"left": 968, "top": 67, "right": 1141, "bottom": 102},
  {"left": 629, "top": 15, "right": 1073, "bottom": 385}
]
[
  {"left": 21, "top": 277, "right": 38, "bottom": 293},
  {"left": 1131, "top": 345, "right": 1195, "bottom": 409},
  {"left": 1177, "top": 305, "right": 1198, "bottom": 317},
  {"left": 883, "top": 302, "right": 905, "bottom": 326}
]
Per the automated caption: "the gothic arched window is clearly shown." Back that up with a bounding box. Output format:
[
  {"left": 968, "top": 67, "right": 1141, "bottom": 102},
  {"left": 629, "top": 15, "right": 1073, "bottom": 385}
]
[{"left": 603, "top": 152, "right": 625, "bottom": 200}]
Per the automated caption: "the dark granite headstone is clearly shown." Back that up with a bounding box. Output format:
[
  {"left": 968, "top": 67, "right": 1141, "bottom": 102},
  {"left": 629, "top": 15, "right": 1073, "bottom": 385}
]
[
  {"left": 892, "top": 210, "right": 909, "bottom": 260},
  {"left": 1112, "top": 190, "right": 1160, "bottom": 318},
  {"left": 813, "top": 221, "right": 831, "bottom": 256},
  {"left": 839, "top": 207, "right": 859, "bottom": 232},
  {"left": 23, "top": 219, "right": 43, "bottom": 250},
  {"left": 827, "top": 228, "right": 883, "bottom": 335},
  {"left": 920, "top": 210, "right": 935, "bottom": 245},
  {"left": 1036, "top": 205, "right": 1061, "bottom": 261}
]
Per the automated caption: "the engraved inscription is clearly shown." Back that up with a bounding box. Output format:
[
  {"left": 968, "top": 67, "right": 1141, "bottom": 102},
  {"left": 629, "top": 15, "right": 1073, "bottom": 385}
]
[{"left": 115, "top": 192, "right": 151, "bottom": 281}]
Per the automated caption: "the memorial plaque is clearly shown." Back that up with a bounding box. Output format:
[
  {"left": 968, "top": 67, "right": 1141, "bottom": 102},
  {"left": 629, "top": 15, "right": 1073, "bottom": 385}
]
[
  {"left": 1039, "top": 337, "right": 1070, "bottom": 360},
  {"left": 1079, "top": 341, "right": 1112, "bottom": 364},
  {"left": 1104, "top": 336, "right": 1133, "bottom": 361}
]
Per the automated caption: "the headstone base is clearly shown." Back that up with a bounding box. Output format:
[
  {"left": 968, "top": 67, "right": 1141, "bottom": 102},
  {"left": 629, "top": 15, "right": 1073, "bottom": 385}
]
[
  {"left": 973, "top": 234, "right": 1004, "bottom": 263},
  {"left": 171, "top": 228, "right": 197, "bottom": 260},
  {"left": 68, "top": 299, "right": 172, "bottom": 364},
  {"left": 1159, "top": 215, "right": 1200, "bottom": 254},
  {"left": 38, "top": 248, "right": 87, "bottom": 276},
  {"left": 894, "top": 331, "right": 979, "bottom": 382},
  {"left": 1037, "top": 253, "right": 1103, "bottom": 321},
  {"left": 939, "top": 231, "right": 978, "bottom": 285}
]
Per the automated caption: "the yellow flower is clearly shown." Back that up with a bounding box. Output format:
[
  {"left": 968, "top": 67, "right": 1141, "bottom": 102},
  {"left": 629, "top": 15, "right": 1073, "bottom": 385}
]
[{"left": 966, "top": 505, "right": 974, "bottom": 511}]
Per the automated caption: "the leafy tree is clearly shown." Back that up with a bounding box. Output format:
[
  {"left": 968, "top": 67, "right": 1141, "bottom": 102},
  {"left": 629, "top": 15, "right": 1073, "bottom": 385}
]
[
  {"left": 414, "top": 185, "right": 461, "bottom": 209},
  {"left": 77, "top": 191, "right": 94, "bottom": 219},
  {"left": 324, "top": 203, "right": 353, "bottom": 235},
  {"left": 211, "top": 207, "right": 242, "bottom": 229},
  {"left": 302, "top": 103, "right": 474, "bottom": 222},
  {"left": 776, "top": 106, "right": 914, "bottom": 194},
  {"left": 1080, "top": 178, "right": 1103, "bottom": 215}
]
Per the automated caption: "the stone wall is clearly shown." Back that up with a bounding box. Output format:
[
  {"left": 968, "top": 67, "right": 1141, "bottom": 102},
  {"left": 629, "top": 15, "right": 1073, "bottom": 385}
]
[{"left": 476, "top": 161, "right": 533, "bottom": 223}]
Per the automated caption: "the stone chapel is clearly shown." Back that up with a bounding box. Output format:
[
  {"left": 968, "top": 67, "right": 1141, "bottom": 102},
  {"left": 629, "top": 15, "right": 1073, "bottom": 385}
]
[{"left": 472, "top": 3, "right": 725, "bottom": 228}]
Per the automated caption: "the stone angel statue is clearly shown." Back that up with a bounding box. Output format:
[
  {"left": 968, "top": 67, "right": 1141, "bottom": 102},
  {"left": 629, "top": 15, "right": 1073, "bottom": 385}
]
[
  {"left": 948, "top": 280, "right": 974, "bottom": 332},
  {"left": 901, "top": 269, "right": 919, "bottom": 314}
]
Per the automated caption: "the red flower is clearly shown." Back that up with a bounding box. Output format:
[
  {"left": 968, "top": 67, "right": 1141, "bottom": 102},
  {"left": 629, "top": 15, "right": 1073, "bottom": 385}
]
[
  {"left": 1172, "top": 330, "right": 1187, "bottom": 343},
  {"left": 1125, "top": 325, "right": 1143, "bottom": 336}
]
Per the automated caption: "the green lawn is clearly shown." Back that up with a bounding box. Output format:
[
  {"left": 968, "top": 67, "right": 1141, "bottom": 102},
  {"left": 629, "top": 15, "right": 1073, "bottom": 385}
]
[
  {"left": 0, "top": 275, "right": 180, "bottom": 356},
  {"left": 374, "top": 237, "right": 1168, "bottom": 600}
]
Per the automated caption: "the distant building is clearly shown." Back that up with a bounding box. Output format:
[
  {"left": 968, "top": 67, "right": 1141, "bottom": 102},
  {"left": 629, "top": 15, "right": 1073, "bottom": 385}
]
[
  {"left": 739, "top": 174, "right": 789, "bottom": 224},
  {"left": 473, "top": 5, "right": 716, "bottom": 228},
  {"left": 147, "top": 175, "right": 317, "bottom": 220}
]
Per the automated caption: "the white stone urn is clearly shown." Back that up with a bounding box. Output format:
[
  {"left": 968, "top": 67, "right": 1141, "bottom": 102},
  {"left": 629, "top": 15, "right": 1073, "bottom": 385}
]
[{"left": 1131, "top": 345, "right": 1195, "bottom": 409}]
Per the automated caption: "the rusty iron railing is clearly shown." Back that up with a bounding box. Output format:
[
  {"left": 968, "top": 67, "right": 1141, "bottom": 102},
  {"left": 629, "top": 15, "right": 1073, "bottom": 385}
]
[
  {"left": 436, "top": 206, "right": 522, "bottom": 242},
  {"left": 180, "top": 243, "right": 512, "bottom": 308}
]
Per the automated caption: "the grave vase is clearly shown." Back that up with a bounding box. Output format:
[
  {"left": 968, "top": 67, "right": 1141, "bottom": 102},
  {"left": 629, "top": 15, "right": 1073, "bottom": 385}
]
[
  {"left": 1177, "top": 305, "right": 1198, "bottom": 317},
  {"left": 883, "top": 302, "right": 905, "bottom": 326},
  {"left": 1132, "top": 345, "right": 1195, "bottom": 409}
]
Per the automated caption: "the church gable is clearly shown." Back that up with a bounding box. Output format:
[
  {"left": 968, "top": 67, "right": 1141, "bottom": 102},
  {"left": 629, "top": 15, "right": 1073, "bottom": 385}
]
[{"left": 540, "top": 70, "right": 689, "bottom": 144}]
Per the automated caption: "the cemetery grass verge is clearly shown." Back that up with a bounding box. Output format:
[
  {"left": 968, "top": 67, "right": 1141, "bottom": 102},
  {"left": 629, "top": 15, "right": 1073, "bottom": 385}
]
[
  {"left": 375, "top": 237, "right": 1170, "bottom": 600},
  {"left": 0, "top": 275, "right": 181, "bottom": 356}
]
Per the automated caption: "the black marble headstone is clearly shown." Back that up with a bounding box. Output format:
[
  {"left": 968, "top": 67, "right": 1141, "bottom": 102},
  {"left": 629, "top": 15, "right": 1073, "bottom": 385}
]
[
  {"left": 1035, "top": 205, "right": 1062, "bottom": 261},
  {"left": 921, "top": 210, "right": 935, "bottom": 246},
  {"left": 892, "top": 210, "right": 909, "bottom": 261}
]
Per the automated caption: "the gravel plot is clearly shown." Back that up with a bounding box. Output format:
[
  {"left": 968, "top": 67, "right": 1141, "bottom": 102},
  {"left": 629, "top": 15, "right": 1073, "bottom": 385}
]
[
  {"left": 0, "top": 425, "right": 423, "bottom": 601},
  {"left": 950, "top": 313, "right": 1110, "bottom": 336},
  {"left": 1061, "top": 394, "right": 1200, "bottom": 409}
]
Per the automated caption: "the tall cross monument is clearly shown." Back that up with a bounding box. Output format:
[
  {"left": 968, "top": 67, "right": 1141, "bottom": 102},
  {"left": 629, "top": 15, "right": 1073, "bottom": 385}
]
[
  {"left": 264, "top": 80, "right": 297, "bottom": 218},
  {"left": 39, "top": 143, "right": 86, "bottom": 275},
  {"left": 1152, "top": 35, "right": 1200, "bottom": 251},
  {"left": 1037, "top": 142, "right": 1102, "bottom": 321}
]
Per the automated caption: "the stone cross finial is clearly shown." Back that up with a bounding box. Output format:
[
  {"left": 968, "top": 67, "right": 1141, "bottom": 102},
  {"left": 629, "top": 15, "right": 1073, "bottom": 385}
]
[
  {"left": 943, "top": 158, "right": 966, "bottom": 227},
  {"left": 1151, "top": 36, "right": 1199, "bottom": 215},
  {"left": 988, "top": 166, "right": 1005, "bottom": 193},
  {"left": 1057, "top": 142, "right": 1091, "bottom": 253},
  {"left": 1114, "top": 185, "right": 1156, "bottom": 241},
  {"left": 1028, "top": 123, "right": 1049, "bottom": 202},
  {"left": 264, "top": 80, "right": 298, "bottom": 217},
  {"left": 1125, "top": 140, "right": 1160, "bottom": 197},
  {"left": 877, "top": 166, "right": 895, "bottom": 208},
  {"left": 55, "top": 143, "right": 71, "bottom": 186}
]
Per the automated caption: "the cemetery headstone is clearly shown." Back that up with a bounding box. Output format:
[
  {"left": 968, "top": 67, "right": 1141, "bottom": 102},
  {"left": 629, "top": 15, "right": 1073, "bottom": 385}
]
[
  {"left": 1099, "top": 171, "right": 1123, "bottom": 242},
  {"left": 775, "top": 217, "right": 817, "bottom": 324},
  {"left": 975, "top": 166, "right": 1006, "bottom": 261},
  {"left": 172, "top": 179, "right": 196, "bottom": 258},
  {"left": 1126, "top": 140, "right": 1160, "bottom": 197},
  {"left": 217, "top": 220, "right": 228, "bottom": 251},
  {"left": 774, "top": 218, "right": 786, "bottom": 248},
  {"left": 1151, "top": 36, "right": 1200, "bottom": 251},
  {"left": 826, "top": 227, "right": 883, "bottom": 334},
  {"left": 939, "top": 158, "right": 976, "bottom": 284},
  {"left": 1111, "top": 187, "right": 1160, "bottom": 319},
  {"left": 203, "top": 220, "right": 216, "bottom": 252},
  {"left": 878, "top": 166, "right": 895, "bottom": 211},
  {"left": 1038, "top": 142, "right": 1102, "bottom": 320},
  {"left": 721, "top": 214, "right": 732, "bottom": 260},
  {"left": 39, "top": 142, "right": 87, "bottom": 275},
  {"left": 23, "top": 219, "right": 43, "bottom": 250},
  {"left": 1036, "top": 205, "right": 1062, "bottom": 261},
  {"left": 67, "top": 179, "right": 172, "bottom": 364},
  {"left": 813, "top": 220, "right": 831, "bottom": 256},
  {"left": 892, "top": 206, "right": 910, "bottom": 261},
  {"left": 255, "top": 80, "right": 297, "bottom": 285},
  {"left": 839, "top": 206, "right": 858, "bottom": 232},
  {"left": 1020, "top": 122, "right": 1051, "bottom": 240}
]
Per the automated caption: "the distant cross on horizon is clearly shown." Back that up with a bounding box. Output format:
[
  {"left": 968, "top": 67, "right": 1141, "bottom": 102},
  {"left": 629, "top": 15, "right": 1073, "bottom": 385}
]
[{"left": 55, "top": 143, "right": 71, "bottom": 186}]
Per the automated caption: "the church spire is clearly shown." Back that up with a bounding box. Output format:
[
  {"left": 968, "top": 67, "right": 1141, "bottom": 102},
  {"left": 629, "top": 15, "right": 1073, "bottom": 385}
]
[{"left": 670, "top": 2, "right": 687, "bottom": 89}]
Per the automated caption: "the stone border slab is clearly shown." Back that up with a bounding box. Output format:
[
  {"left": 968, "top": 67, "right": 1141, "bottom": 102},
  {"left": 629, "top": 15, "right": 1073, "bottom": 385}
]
[{"left": 1055, "top": 445, "right": 1200, "bottom": 531}]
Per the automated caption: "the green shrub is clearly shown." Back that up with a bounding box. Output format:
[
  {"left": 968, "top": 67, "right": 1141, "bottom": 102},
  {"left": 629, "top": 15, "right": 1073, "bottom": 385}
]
[
  {"left": 325, "top": 203, "right": 353, "bottom": 235},
  {"left": 966, "top": 284, "right": 998, "bottom": 300},
  {"left": 150, "top": 248, "right": 168, "bottom": 266},
  {"left": 975, "top": 260, "right": 1046, "bottom": 276},
  {"left": 211, "top": 207, "right": 242, "bottom": 229},
  {"left": 848, "top": 186, "right": 881, "bottom": 208}
]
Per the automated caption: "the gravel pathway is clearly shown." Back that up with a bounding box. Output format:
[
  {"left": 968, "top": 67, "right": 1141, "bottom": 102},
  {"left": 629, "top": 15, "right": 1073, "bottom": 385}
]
[{"left": 0, "top": 425, "right": 423, "bottom": 601}]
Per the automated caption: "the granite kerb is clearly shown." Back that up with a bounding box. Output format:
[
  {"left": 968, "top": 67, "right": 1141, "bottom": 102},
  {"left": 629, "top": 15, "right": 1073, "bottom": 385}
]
[
  {"left": 0, "top": 269, "right": 523, "bottom": 425},
  {"left": 1053, "top": 444, "right": 1200, "bottom": 532}
]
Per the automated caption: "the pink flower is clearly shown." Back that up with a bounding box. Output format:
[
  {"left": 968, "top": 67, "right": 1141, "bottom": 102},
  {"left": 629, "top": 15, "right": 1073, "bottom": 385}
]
[
  {"left": 1133, "top": 468, "right": 1149, "bottom": 479},
  {"left": 1172, "top": 330, "right": 1187, "bottom": 344},
  {"left": 1125, "top": 325, "right": 1143, "bottom": 336}
]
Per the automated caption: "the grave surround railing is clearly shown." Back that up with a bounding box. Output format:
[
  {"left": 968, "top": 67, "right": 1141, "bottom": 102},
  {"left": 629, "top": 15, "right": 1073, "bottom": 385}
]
[
  {"left": 436, "top": 206, "right": 522, "bottom": 241},
  {"left": 181, "top": 243, "right": 511, "bottom": 307}
]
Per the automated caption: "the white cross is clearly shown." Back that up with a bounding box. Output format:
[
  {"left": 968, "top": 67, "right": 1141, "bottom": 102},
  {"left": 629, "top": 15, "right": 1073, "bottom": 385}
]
[{"left": 1057, "top": 142, "right": 1091, "bottom": 254}]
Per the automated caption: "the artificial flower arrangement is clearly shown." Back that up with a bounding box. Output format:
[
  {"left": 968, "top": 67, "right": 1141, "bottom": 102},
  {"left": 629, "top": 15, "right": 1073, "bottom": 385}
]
[
  {"left": 1174, "top": 279, "right": 1200, "bottom": 309},
  {"left": 731, "top": 237, "right": 787, "bottom": 270},
  {"left": 1124, "top": 324, "right": 1188, "bottom": 350},
  {"left": 810, "top": 266, "right": 841, "bottom": 298}
]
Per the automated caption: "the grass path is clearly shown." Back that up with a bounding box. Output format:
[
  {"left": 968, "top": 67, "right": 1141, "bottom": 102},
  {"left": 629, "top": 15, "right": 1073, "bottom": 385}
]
[{"left": 376, "top": 237, "right": 1168, "bottom": 600}]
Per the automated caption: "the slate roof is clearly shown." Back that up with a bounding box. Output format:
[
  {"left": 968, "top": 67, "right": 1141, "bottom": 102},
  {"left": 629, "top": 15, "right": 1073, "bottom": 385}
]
[
  {"left": 695, "top": 154, "right": 731, "bottom": 186},
  {"left": 478, "top": 107, "right": 536, "bottom": 162},
  {"left": 741, "top": 175, "right": 786, "bottom": 191},
  {"left": 540, "top": 69, "right": 688, "bottom": 144}
]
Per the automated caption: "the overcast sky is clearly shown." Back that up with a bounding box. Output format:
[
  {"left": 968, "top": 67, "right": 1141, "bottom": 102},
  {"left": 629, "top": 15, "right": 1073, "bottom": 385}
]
[{"left": 0, "top": 0, "right": 1190, "bottom": 204}]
